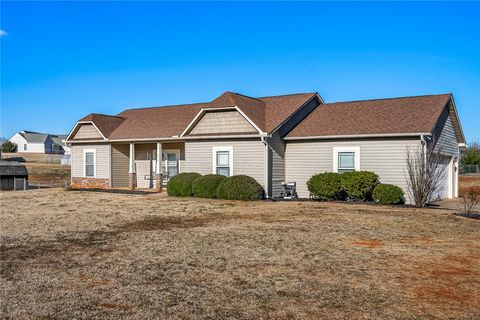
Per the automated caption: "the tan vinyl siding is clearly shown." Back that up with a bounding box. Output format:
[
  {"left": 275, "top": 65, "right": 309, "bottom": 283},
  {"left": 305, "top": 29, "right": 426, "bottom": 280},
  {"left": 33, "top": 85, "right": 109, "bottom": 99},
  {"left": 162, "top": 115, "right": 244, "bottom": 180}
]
[
  {"left": 135, "top": 160, "right": 157, "bottom": 188},
  {"left": 184, "top": 139, "right": 265, "bottom": 189},
  {"left": 434, "top": 113, "right": 459, "bottom": 157},
  {"left": 135, "top": 143, "right": 157, "bottom": 160},
  {"left": 71, "top": 144, "right": 110, "bottom": 179},
  {"left": 163, "top": 142, "right": 185, "bottom": 156},
  {"left": 111, "top": 144, "right": 129, "bottom": 187},
  {"left": 71, "top": 124, "right": 103, "bottom": 140},
  {"left": 267, "top": 132, "right": 286, "bottom": 197},
  {"left": 189, "top": 110, "right": 257, "bottom": 135},
  {"left": 285, "top": 138, "right": 421, "bottom": 203}
]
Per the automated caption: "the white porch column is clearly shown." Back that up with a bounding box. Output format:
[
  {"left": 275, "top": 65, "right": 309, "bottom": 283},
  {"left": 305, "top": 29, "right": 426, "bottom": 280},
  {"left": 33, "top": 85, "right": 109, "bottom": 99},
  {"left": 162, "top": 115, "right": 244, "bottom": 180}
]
[
  {"left": 128, "top": 143, "right": 136, "bottom": 189},
  {"left": 156, "top": 142, "right": 163, "bottom": 192},
  {"left": 156, "top": 142, "right": 162, "bottom": 173},
  {"left": 129, "top": 143, "right": 136, "bottom": 173}
]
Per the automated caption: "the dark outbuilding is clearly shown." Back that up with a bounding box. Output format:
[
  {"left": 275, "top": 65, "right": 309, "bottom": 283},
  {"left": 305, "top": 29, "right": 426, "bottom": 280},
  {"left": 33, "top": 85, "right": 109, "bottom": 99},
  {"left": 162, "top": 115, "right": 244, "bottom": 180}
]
[{"left": 0, "top": 160, "right": 29, "bottom": 190}]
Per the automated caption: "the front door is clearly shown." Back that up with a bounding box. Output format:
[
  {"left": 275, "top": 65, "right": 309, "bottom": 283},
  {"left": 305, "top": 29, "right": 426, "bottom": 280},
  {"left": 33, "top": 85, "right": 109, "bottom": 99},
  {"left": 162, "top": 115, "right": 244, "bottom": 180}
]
[{"left": 162, "top": 149, "right": 180, "bottom": 182}]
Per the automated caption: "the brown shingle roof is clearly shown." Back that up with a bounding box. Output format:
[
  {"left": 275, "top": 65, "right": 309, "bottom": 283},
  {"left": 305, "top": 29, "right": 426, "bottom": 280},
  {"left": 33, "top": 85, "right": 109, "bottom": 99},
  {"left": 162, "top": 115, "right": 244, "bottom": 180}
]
[
  {"left": 111, "top": 103, "right": 208, "bottom": 139},
  {"left": 75, "top": 92, "right": 317, "bottom": 140},
  {"left": 261, "top": 93, "right": 319, "bottom": 132},
  {"left": 286, "top": 94, "right": 452, "bottom": 138},
  {"left": 79, "top": 113, "right": 125, "bottom": 138},
  {"left": 210, "top": 92, "right": 268, "bottom": 130}
]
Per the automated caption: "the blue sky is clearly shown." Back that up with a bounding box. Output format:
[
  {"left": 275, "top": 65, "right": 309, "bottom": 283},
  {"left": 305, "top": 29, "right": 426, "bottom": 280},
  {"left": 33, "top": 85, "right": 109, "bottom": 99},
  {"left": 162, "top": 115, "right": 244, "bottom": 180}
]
[{"left": 1, "top": 1, "right": 479, "bottom": 141}]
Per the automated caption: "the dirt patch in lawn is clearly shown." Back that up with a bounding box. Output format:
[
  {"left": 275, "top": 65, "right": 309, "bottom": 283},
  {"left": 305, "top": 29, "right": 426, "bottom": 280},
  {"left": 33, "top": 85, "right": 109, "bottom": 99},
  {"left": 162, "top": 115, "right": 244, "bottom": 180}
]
[
  {"left": 119, "top": 215, "right": 209, "bottom": 231},
  {"left": 1, "top": 189, "right": 479, "bottom": 319},
  {"left": 351, "top": 240, "right": 383, "bottom": 248},
  {"left": 410, "top": 252, "right": 480, "bottom": 314}
]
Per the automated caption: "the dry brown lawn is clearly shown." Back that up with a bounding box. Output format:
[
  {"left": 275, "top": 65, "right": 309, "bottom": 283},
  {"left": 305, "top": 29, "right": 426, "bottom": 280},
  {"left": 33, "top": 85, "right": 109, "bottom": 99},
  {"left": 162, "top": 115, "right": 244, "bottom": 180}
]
[
  {"left": 1, "top": 189, "right": 479, "bottom": 319},
  {"left": 26, "top": 163, "right": 71, "bottom": 186}
]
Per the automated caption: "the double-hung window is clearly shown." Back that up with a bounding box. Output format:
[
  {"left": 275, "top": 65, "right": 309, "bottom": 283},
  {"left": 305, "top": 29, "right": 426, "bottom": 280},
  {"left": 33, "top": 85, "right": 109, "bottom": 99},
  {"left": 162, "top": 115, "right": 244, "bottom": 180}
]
[
  {"left": 212, "top": 146, "right": 233, "bottom": 177},
  {"left": 84, "top": 149, "right": 96, "bottom": 177},
  {"left": 333, "top": 147, "right": 360, "bottom": 173}
]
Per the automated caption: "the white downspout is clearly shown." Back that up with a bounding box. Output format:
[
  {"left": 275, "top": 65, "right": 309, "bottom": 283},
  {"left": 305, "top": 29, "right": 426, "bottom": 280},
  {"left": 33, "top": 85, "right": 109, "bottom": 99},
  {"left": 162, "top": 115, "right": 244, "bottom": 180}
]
[
  {"left": 420, "top": 134, "right": 426, "bottom": 163},
  {"left": 261, "top": 136, "right": 270, "bottom": 199}
]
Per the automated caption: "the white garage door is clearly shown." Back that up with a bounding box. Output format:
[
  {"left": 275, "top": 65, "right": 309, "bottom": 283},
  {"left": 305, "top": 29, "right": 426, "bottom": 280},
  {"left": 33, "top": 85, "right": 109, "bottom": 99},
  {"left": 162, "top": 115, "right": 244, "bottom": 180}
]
[{"left": 432, "top": 156, "right": 451, "bottom": 202}]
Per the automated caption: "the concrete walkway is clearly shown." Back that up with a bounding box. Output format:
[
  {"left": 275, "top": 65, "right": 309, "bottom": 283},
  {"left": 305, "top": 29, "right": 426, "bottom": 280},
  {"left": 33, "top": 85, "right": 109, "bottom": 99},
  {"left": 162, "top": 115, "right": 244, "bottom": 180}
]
[{"left": 434, "top": 198, "right": 480, "bottom": 212}]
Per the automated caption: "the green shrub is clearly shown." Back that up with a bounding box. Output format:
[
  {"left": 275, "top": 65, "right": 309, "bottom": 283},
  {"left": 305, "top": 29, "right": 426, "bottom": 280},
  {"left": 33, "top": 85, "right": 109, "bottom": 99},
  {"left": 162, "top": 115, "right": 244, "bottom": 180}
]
[
  {"left": 340, "top": 171, "right": 379, "bottom": 200},
  {"left": 307, "top": 172, "right": 345, "bottom": 200},
  {"left": 167, "top": 172, "right": 202, "bottom": 197},
  {"left": 216, "top": 175, "right": 264, "bottom": 200},
  {"left": 373, "top": 184, "right": 405, "bottom": 205},
  {"left": 192, "top": 174, "right": 227, "bottom": 198},
  {"left": 1, "top": 141, "right": 18, "bottom": 153}
]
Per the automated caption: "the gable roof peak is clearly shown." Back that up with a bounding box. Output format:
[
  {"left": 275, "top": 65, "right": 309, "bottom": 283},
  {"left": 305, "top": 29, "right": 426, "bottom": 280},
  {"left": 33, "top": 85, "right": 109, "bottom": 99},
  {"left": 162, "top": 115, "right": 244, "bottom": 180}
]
[
  {"left": 80, "top": 113, "right": 124, "bottom": 122},
  {"left": 209, "top": 91, "right": 264, "bottom": 108}
]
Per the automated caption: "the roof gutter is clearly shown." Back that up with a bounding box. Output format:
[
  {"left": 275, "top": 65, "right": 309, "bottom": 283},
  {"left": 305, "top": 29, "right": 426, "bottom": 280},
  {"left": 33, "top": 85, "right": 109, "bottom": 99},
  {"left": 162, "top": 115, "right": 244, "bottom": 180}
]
[
  {"left": 284, "top": 132, "right": 432, "bottom": 141},
  {"left": 67, "top": 134, "right": 267, "bottom": 145}
]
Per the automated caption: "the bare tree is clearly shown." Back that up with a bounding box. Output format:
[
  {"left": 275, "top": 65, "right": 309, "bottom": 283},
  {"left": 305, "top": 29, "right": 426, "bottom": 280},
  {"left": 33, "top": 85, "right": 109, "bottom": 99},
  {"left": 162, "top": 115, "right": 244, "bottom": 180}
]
[
  {"left": 457, "top": 189, "right": 480, "bottom": 215},
  {"left": 405, "top": 138, "right": 448, "bottom": 207}
]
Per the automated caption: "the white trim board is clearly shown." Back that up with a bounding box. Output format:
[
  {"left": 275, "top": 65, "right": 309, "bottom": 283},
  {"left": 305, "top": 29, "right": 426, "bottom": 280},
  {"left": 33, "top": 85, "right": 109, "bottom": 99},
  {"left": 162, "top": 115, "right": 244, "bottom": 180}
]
[
  {"left": 66, "top": 121, "right": 107, "bottom": 141},
  {"left": 180, "top": 106, "right": 266, "bottom": 137}
]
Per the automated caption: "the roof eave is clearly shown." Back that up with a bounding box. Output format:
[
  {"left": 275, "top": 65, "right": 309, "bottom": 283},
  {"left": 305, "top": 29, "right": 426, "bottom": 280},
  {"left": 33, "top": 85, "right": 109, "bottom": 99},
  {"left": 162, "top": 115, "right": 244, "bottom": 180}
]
[
  {"left": 447, "top": 95, "right": 466, "bottom": 144},
  {"left": 67, "top": 134, "right": 264, "bottom": 144},
  {"left": 284, "top": 132, "right": 431, "bottom": 141}
]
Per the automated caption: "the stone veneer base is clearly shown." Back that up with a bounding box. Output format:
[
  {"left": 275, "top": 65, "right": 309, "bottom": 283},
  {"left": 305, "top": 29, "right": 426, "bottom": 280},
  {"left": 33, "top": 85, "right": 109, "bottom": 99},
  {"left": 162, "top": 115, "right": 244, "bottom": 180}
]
[
  {"left": 71, "top": 177, "right": 110, "bottom": 189},
  {"left": 155, "top": 174, "right": 163, "bottom": 192},
  {"left": 128, "top": 173, "right": 137, "bottom": 190}
]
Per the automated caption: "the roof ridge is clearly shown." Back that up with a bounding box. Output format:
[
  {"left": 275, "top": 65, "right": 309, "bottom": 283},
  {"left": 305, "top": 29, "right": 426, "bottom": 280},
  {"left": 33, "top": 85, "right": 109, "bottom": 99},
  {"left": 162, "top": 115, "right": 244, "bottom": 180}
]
[
  {"left": 118, "top": 92, "right": 316, "bottom": 113},
  {"left": 90, "top": 113, "right": 125, "bottom": 119},
  {"left": 326, "top": 93, "right": 452, "bottom": 105},
  {"left": 119, "top": 102, "right": 208, "bottom": 113},
  {"left": 224, "top": 91, "right": 264, "bottom": 102},
  {"left": 258, "top": 92, "right": 317, "bottom": 99}
]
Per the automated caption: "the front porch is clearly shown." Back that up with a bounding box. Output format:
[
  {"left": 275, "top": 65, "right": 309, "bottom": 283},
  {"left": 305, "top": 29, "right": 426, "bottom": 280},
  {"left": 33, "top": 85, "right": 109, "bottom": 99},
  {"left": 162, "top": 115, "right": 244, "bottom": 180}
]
[{"left": 111, "top": 141, "right": 185, "bottom": 190}]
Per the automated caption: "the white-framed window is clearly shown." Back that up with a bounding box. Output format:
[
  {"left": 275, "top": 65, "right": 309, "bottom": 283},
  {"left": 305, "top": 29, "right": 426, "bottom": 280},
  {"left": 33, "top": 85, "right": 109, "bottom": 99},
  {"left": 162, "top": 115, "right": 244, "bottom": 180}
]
[
  {"left": 24, "top": 144, "right": 27, "bottom": 151},
  {"left": 162, "top": 149, "right": 180, "bottom": 179},
  {"left": 83, "top": 149, "right": 96, "bottom": 177},
  {"left": 212, "top": 146, "right": 233, "bottom": 177},
  {"left": 333, "top": 147, "right": 360, "bottom": 173}
]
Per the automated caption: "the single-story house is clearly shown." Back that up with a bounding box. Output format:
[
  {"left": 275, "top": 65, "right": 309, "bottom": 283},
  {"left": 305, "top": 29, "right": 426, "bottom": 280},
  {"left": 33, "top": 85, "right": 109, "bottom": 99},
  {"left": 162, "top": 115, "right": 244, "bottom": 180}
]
[
  {"left": 0, "top": 160, "right": 28, "bottom": 190},
  {"left": 65, "top": 91, "right": 465, "bottom": 203},
  {"left": 8, "top": 131, "right": 69, "bottom": 154}
]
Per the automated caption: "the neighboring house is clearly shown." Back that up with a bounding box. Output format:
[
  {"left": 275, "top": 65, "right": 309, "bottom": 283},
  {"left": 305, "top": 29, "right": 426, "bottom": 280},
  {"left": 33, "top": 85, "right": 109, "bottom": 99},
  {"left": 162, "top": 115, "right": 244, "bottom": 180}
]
[
  {"left": 51, "top": 135, "right": 71, "bottom": 155},
  {"left": 0, "top": 160, "right": 28, "bottom": 190},
  {"left": 9, "top": 131, "right": 69, "bottom": 154},
  {"left": 65, "top": 91, "right": 465, "bottom": 203}
]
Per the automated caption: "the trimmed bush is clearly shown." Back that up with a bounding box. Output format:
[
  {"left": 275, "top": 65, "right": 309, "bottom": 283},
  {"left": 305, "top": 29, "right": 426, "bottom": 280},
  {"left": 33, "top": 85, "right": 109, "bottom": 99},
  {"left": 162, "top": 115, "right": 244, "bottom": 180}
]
[
  {"left": 373, "top": 184, "right": 405, "bottom": 205},
  {"left": 216, "top": 175, "right": 264, "bottom": 200},
  {"left": 340, "top": 171, "right": 379, "bottom": 200},
  {"left": 192, "top": 174, "right": 227, "bottom": 198},
  {"left": 167, "top": 172, "right": 202, "bottom": 197},
  {"left": 307, "top": 172, "right": 345, "bottom": 200}
]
